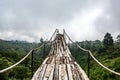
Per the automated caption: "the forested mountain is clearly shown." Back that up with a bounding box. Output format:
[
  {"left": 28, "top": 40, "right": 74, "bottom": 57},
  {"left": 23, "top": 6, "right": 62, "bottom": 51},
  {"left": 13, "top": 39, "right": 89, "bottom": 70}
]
[{"left": 0, "top": 33, "right": 120, "bottom": 80}]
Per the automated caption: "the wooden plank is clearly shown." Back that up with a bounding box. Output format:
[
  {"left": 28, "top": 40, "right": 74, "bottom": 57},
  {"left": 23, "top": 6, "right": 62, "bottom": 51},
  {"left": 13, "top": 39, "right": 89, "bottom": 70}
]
[
  {"left": 39, "top": 64, "right": 47, "bottom": 80},
  {"left": 48, "top": 47, "right": 53, "bottom": 56},
  {"left": 74, "top": 62, "right": 89, "bottom": 80},
  {"left": 53, "top": 64, "right": 59, "bottom": 80},
  {"left": 59, "top": 46, "right": 62, "bottom": 57},
  {"left": 43, "top": 64, "right": 55, "bottom": 80},
  {"left": 67, "top": 64, "right": 73, "bottom": 80},
  {"left": 61, "top": 42, "right": 64, "bottom": 55},
  {"left": 73, "top": 63, "right": 84, "bottom": 80},
  {"left": 61, "top": 64, "right": 68, "bottom": 80},
  {"left": 63, "top": 55, "right": 67, "bottom": 64},
  {"left": 43, "top": 64, "right": 50, "bottom": 80},
  {"left": 56, "top": 56, "right": 61, "bottom": 64},
  {"left": 48, "top": 64, "right": 55, "bottom": 80},
  {"left": 33, "top": 64, "right": 44, "bottom": 80},
  {"left": 66, "top": 46, "right": 72, "bottom": 61},
  {"left": 60, "top": 57, "right": 63, "bottom": 64},
  {"left": 69, "top": 54, "right": 76, "bottom": 64},
  {"left": 62, "top": 37, "right": 67, "bottom": 51},
  {"left": 59, "top": 65, "right": 61, "bottom": 80},
  {"left": 51, "top": 55, "right": 55, "bottom": 64},
  {"left": 66, "top": 56, "right": 70, "bottom": 64},
  {"left": 46, "top": 56, "right": 53, "bottom": 64},
  {"left": 56, "top": 41, "right": 58, "bottom": 55},
  {"left": 71, "top": 64, "right": 77, "bottom": 80},
  {"left": 43, "top": 57, "right": 49, "bottom": 64},
  {"left": 32, "top": 64, "right": 44, "bottom": 80},
  {"left": 59, "top": 42, "right": 63, "bottom": 57},
  {"left": 64, "top": 64, "right": 68, "bottom": 80}
]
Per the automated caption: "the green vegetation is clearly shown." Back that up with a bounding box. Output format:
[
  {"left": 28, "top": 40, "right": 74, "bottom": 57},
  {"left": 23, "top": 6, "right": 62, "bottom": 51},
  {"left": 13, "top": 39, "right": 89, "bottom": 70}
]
[
  {"left": 0, "top": 33, "right": 120, "bottom": 80},
  {"left": 103, "top": 32, "right": 114, "bottom": 48},
  {"left": 69, "top": 33, "right": 120, "bottom": 80},
  {"left": 0, "top": 40, "right": 48, "bottom": 80}
]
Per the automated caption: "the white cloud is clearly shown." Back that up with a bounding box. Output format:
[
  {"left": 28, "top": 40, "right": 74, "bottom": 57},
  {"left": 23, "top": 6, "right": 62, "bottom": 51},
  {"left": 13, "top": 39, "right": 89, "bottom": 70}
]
[
  {"left": 0, "top": 31, "right": 14, "bottom": 40},
  {"left": 0, "top": 0, "right": 119, "bottom": 42},
  {"left": 68, "top": 8, "right": 104, "bottom": 41}
]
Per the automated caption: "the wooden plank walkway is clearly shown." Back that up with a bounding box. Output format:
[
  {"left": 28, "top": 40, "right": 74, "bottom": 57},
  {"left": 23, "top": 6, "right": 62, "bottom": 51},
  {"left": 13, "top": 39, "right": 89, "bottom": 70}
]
[{"left": 32, "top": 34, "right": 89, "bottom": 80}]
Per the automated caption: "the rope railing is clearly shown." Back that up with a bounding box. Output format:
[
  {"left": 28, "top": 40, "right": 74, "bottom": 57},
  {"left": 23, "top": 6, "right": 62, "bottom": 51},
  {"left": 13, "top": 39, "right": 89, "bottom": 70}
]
[
  {"left": 34, "top": 29, "right": 58, "bottom": 51},
  {"left": 49, "top": 29, "right": 59, "bottom": 42},
  {"left": 88, "top": 51, "right": 120, "bottom": 76},
  {"left": 3, "top": 29, "right": 119, "bottom": 76},
  {"left": 0, "top": 49, "right": 33, "bottom": 73},
  {"left": 64, "top": 31, "right": 120, "bottom": 76},
  {"left": 0, "top": 29, "right": 58, "bottom": 73},
  {"left": 64, "top": 31, "right": 89, "bottom": 52}
]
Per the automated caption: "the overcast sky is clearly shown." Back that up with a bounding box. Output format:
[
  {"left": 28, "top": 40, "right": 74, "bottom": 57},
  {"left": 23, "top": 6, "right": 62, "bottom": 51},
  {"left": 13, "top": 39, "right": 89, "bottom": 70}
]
[{"left": 0, "top": 0, "right": 120, "bottom": 42}]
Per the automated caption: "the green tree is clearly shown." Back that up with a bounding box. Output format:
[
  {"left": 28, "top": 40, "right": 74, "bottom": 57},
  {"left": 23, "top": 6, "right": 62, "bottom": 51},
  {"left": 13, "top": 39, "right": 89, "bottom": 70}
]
[
  {"left": 0, "top": 57, "right": 13, "bottom": 80},
  {"left": 14, "top": 66, "right": 30, "bottom": 80},
  {"left": 40, "top": 38, "right": 44, "bottom": 44},
  {"left": 103, "top": 32, "right": 114, "bottom": 48},
  {"left": 116, "top": 34, "right": 120, "bottom": 43}
]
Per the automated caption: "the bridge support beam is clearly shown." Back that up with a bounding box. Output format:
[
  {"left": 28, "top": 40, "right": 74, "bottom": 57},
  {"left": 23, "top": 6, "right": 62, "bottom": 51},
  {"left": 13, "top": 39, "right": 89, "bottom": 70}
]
[
  {"left": 43, "top": 44, "right": 45, "bottom": 58},
  {"left": 31, "top": 50, "right": 34, "bottom": 78},
  {"left": 88, "top": 52, "right": 90, "bottom": 78}
]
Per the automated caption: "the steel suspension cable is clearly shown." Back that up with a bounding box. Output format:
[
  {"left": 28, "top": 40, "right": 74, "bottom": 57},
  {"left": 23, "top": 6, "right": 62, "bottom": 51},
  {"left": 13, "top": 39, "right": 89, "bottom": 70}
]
[{"left": 64, "top": 31, "right": 120, "bottom": 76}]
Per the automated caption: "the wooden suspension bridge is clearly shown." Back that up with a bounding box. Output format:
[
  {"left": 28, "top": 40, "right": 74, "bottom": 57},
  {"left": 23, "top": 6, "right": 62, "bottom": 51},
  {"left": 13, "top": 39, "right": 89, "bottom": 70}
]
[
  {"left": 32, "top": 33, "right": 89, "bottom": 80},
  {"left": 0, "top": 29, "right": 120, "bottom": 80}
]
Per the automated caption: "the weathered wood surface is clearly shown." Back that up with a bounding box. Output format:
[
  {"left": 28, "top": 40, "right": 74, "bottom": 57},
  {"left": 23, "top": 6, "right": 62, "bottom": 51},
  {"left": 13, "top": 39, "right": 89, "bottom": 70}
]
[{"left": 32, "top": 34, "right": 89, "bottom": 80}]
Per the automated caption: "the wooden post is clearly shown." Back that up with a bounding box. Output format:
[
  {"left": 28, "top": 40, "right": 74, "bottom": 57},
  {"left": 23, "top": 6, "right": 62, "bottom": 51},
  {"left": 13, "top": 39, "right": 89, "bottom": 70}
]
[
  {"left": 31, "top": 50, "right": 34, "bottom": 78},
  {"left": 43, "top": 44, "right": 45, "bottom": 59},
  {"left": 88, "top": 52, "right": 90, "bottom": 78}
]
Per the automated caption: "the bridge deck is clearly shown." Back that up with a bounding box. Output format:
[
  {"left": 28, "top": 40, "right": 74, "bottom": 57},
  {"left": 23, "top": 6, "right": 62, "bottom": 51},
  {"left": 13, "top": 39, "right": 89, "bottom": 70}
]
[{"left": 32, "top": 34, "right": 89, "bottom": 80}]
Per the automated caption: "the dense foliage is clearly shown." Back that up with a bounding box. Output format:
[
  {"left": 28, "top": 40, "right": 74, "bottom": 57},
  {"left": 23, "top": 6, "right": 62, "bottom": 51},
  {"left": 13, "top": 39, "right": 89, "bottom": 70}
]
[
  {"left": 0, "top": 40, "right": 47, "bottom": 80},
  {"left": 103, "top": 32, "right": 114, "bottom": 48},
  {"left": 69, "top": 33, "right": 120, "bottom": 80},
  {"left": 0, "top": 33, "right": 120, "bottom": 80}
]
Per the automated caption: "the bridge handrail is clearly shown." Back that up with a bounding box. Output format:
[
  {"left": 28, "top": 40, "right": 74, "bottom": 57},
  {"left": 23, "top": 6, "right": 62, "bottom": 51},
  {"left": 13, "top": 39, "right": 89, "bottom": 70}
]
[
  {"left": 0, "top": 49, "right": 33, "bottom": 73},
  {"left": 0, "top": 29, "right": 58, "bottom": 73},
  {"left": 0, "top": 42, "right": 46, "bottom": 73},
  {"left": 64, "top": 31, "right": 120, "bottom": 76},
  {"left": 34, "top": 29, "right": 59, "bottom": 51},
  {"left": 88, "top": 50, "right": 120, "bottom": 76}
]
